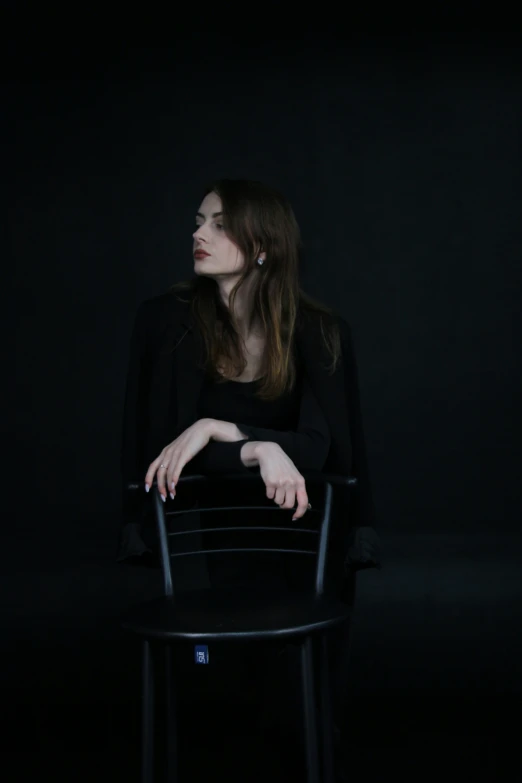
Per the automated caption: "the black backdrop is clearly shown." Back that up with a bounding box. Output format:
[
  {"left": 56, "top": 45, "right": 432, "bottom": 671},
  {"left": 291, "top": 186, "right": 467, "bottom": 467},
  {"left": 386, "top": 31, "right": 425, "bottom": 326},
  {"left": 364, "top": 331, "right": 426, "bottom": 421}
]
[
  {"left": 8, "top": 31, "right": 522, "bottom": 779},
  {"left": 12, "top": 37, "right": 522, "bottom": 542}
]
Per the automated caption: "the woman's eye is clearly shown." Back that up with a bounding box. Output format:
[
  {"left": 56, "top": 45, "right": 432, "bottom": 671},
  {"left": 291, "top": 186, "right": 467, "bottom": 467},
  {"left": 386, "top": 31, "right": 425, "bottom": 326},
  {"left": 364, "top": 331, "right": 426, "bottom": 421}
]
[{"left": 194, "top": 221, "right": 225, "bottom": 231}]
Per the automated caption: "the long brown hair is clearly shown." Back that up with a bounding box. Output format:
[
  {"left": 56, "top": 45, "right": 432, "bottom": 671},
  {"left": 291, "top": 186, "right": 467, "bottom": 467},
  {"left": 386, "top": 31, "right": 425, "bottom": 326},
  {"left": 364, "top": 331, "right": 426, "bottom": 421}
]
[{"left": 170, "top": 179, "right": 341, "bottom": 401}]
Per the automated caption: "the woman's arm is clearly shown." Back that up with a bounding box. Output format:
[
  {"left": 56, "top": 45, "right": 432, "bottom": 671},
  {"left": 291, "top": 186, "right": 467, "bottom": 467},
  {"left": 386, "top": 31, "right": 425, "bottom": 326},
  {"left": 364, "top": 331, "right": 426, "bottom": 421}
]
[{"left": 187, "top": 375, "right": 331, "bottom": 474}]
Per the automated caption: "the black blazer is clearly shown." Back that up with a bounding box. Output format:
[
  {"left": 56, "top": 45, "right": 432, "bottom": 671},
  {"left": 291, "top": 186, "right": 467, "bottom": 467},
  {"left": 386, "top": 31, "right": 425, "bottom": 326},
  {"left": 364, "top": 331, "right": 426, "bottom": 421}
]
[{"left": 118, "top": 289, "right": 381, "bottom": 572}]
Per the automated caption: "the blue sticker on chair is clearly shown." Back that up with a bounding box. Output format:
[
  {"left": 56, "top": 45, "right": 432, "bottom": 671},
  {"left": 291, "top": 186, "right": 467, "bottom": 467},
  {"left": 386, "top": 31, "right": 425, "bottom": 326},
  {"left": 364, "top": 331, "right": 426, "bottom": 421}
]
[{"left": 195, "top": 645, "right": 209, "bottom": 664}]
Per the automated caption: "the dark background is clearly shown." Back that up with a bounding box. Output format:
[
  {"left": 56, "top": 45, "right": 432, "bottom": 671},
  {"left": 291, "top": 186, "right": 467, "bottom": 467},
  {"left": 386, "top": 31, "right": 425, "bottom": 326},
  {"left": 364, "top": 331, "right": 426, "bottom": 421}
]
[{"left": 8, "top": 28, "right": 522, "bottom": 781}]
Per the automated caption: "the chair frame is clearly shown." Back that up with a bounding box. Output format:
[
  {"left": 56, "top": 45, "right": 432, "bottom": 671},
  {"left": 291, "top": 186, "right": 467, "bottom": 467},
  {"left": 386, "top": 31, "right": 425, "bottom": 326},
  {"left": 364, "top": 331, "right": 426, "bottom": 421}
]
[{"left": 125, "top": 472, "right": 357, "bottom": 783}]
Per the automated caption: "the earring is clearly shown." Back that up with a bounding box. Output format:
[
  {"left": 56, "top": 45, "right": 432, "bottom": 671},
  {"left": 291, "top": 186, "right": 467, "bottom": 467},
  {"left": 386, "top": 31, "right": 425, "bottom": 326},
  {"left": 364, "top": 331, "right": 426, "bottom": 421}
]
[{"left": 257, "top": 258, "right": 264, "bottom": 265}]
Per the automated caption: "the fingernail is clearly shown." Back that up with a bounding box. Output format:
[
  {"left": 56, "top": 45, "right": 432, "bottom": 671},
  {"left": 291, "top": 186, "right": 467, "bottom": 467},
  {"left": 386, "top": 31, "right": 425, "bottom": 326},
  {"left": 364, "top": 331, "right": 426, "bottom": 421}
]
[
  {"left": 292, "top": 517, "right": 297, "bottom": 522},
  {"left": 145, "top": 484, "right": 149, "bottom": 493},
  {"left": 170, "top": 481, "right": 175, "bottom": 490},
  {"left": 161, "top": 494, "right": 166, "bottom": 503},
  {"left": 169, "top": 492, "right": 175, "bottom": 500}
]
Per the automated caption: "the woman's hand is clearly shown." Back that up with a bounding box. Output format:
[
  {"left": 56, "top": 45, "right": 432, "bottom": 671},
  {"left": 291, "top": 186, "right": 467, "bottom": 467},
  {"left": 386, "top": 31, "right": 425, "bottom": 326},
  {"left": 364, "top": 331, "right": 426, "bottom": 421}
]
[
  {"left": 255, "top": 442, "right": 310, "bottom": 521},
  {"left": 144, "top": 418, "right": 214, "bottom": 501}
]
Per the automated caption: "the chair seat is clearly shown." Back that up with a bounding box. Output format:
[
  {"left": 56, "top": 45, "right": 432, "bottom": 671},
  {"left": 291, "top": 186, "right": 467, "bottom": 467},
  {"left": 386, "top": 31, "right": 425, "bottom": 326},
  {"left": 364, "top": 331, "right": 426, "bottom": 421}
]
[{"left": 121, "top": 586, "right": 351, "bottom": 642}]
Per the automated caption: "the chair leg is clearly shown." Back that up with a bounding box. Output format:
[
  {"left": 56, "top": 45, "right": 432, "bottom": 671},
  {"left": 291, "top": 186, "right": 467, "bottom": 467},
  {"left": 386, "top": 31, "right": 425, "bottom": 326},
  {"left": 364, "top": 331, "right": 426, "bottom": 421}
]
[
  {"left": 318, "top": 634, "right": 335, "bottom": 783},
  {"left": 300, "top": 635, "right": 320, "bottom": 783},
  {"left": 165, "top": 644, "right": 178, "bottom": 782},
  {"left": 328, "top": 618, "right": 353, "bottom": 729},
  {"left": 142, "top": 639, "right": 155, "bottom": 783}
]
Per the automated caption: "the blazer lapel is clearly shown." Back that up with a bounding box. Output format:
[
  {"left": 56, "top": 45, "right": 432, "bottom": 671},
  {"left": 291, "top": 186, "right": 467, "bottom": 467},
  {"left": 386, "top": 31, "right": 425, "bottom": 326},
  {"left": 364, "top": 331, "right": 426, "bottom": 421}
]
[
  {"left": 172, "top": 323, "right": 207, "bottom": 434},
  {"left": 145, "top": 300, "right": 206, "bottom": 463}
]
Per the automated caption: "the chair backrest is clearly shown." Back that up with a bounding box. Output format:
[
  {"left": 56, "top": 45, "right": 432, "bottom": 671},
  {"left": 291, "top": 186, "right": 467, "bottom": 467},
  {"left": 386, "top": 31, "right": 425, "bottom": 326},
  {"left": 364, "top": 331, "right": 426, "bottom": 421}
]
[{"left": 128, "top": 472, "right": 357, "bottom": 598}]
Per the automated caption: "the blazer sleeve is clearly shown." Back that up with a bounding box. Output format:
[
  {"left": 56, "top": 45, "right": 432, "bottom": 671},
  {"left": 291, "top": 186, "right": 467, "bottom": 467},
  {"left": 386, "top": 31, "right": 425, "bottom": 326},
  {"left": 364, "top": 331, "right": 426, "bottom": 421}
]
[
  {"left": 119, "top": 301, "right": 152, "bottom": 537},
  {"left": 188, "top": 374, "right": 331, "bottom": 475},
  {"left": 339, "top": 318, "right": 378, "bottom": 532}
]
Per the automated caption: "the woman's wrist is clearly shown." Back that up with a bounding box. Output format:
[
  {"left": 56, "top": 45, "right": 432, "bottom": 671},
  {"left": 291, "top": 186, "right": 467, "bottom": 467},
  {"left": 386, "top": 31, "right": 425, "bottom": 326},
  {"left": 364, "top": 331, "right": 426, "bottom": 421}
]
[
  {"left": 240, "top": 441, "right": 266, "bottom": 467},
  {"left": 206, "top": 418, "right": 246, "bottom": 443}
]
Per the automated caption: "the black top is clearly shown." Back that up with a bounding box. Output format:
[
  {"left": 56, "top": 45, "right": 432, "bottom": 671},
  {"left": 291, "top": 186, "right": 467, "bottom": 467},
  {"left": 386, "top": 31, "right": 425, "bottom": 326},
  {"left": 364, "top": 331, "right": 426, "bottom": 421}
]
[
  {"left": 188, "top": 347, "right": 331, "bottom": 478},
  {"left": 197, "top": 371, "right": 302, "bottom": 431}
]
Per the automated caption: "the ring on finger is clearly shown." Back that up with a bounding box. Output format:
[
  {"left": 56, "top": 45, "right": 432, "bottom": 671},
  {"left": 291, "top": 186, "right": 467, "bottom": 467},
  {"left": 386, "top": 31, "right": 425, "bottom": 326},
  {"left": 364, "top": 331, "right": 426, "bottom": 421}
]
[{"left": 159, "top": 463, "right": 168, "bottom": 469}]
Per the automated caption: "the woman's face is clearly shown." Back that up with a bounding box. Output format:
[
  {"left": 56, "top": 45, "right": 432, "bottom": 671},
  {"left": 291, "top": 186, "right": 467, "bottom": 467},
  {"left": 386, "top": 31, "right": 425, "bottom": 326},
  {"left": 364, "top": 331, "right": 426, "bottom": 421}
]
[{"left": 193, "top": 192, "right": 245, "bottom": 278}]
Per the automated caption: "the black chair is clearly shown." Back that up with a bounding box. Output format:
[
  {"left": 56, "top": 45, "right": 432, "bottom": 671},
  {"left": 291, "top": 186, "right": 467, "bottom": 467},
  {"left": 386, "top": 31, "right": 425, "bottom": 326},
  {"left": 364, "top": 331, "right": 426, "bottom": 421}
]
[{"left": 121, "top": 472, "right": 358, "bottom": 783}]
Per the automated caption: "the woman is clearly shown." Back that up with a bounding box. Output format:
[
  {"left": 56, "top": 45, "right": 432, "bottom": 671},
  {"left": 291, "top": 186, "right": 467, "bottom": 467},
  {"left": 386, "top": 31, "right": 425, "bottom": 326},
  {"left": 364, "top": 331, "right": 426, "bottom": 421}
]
[{"left": 118, "top": 179, "right": 380, "bottom": 772}]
